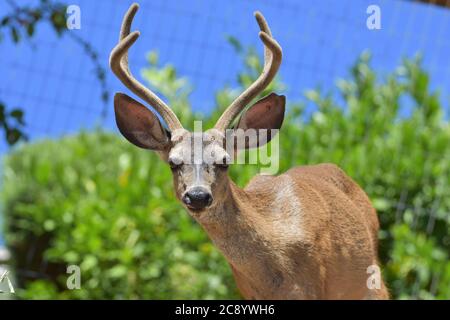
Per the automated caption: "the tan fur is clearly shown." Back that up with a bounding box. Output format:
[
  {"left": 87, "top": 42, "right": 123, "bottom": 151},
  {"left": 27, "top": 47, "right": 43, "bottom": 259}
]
[
  {"left": 190, "top": 163, "right": 389, "bottom": 300},
  {"left": 166, "top": 130, "right": 389, "bottom": 299}
]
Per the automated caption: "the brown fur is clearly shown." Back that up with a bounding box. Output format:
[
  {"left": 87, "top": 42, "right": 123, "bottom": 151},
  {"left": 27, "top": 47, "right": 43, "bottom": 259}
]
[{"left": 193, "top": 163, "right": 389, "bottom": 299}]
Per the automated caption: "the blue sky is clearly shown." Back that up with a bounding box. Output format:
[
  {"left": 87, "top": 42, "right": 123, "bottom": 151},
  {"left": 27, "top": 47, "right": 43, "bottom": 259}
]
[
  {"left": 0, "top": 0, "right": 449, "bottom": 153},
  {"left": 0, "top": 1, "right": 450, "bottom": 244},
  {"left": 0, "top": 0, "right": 450, "bottom": 152}
]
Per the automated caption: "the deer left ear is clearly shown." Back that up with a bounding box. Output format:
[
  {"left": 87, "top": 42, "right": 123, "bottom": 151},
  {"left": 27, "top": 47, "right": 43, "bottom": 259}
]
[
  {"left": 114, "top": 93, "right": 171, "bottom": 151},
  {"left": 234, "top": 93, "right": 285, "bottom": 148}
]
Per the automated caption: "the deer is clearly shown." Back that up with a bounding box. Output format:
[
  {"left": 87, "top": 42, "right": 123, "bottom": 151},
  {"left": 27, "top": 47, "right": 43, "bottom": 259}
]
[{"left": 110, "top": 3, "right": 389, "bottom": 300}]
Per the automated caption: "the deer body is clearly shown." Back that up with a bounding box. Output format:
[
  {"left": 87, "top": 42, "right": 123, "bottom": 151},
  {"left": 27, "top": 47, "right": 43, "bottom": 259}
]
[
  {"left": 197, "top": 164, "right": 387, "bottom": 299},
  {"left": 110, "top": 3, "right": 388, "bottom": 299}
]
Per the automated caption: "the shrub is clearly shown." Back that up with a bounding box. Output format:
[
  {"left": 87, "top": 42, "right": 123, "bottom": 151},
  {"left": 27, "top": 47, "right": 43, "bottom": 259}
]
[
  {"left": 1, "top": 48, "right": 449, "bottom": 299},
  {"left": 2, "top": 131, "right": 241, "bottom": 299}
]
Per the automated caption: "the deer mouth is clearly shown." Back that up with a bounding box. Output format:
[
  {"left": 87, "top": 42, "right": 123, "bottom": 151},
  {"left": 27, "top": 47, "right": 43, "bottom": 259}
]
[
  {"left": 185, "top": 206, "right": 209, "bottom": 218},
  {"left": 185, "top": 203, "right": 210, "bottom": 212},
  {"left": 188, "top": 206, "right": 206, "bottom": 212}
]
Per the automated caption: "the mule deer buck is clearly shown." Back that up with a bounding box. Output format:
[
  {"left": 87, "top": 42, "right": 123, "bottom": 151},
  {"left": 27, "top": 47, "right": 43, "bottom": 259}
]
[{"left": 110, "top": 3, "right": 388, "bottom": 299}]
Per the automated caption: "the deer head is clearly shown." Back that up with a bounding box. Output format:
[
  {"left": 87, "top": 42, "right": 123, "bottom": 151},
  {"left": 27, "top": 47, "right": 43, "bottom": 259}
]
[{"left": 110, "top": 3, "right": 285, "bottom": 215}]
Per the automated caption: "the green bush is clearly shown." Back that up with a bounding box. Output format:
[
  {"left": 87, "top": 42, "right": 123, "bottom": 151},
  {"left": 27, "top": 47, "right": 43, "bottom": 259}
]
[
  {"left": 2, "top": 131, "right": 240, "bottom": 299},
  {"left": 1, "top": 48, "right": 449, "bottom": 299}
]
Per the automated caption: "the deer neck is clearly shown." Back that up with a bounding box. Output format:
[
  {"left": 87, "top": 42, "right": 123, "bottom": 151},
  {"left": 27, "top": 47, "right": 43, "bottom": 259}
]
[{"left": 194, "top": 176, "right": 280, "bottom": 281}]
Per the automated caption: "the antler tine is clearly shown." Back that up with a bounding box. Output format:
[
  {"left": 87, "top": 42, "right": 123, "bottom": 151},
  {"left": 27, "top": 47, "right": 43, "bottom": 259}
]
[
  {"left": 254, "top": 11, "right": 272, "bottom": 67},
  {"left": 117, "top": 2, "right": 138, "bottom": 75},
  {"left": 110, "top": 3, "right": 183, "bottom": 131},
  {"left": 214, "top": 11, "right": 282, "bottom": 131}
]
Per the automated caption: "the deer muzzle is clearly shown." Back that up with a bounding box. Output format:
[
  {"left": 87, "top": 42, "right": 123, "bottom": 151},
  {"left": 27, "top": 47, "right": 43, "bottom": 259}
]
[{"left": 182, "top": 187, "right": 213, "bottom": 210}]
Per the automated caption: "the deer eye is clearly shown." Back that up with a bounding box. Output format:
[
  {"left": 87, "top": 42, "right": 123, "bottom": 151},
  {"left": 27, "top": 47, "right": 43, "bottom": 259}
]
[
  {"left": 168, "top": 159, "right": 183, "bottom": 170},
  {"left": 215, "top": 156, "right": 229, "bottom": 168}
]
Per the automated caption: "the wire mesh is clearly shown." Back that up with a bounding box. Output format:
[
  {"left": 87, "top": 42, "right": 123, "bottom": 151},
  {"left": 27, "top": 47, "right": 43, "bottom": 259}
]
[{"left": 0, "top": 0, "right": 449, "bottom": 299}]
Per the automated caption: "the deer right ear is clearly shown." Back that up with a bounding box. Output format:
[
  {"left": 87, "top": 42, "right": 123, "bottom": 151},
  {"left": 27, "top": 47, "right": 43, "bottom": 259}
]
[{"left": 114, "top": 93, "right": 170, "bottom": 151}]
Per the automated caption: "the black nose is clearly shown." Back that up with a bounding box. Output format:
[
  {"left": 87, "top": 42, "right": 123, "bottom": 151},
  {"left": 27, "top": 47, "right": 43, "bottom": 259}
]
[{"left": 182, "top": 188, "right": 213, "bottom": 210}]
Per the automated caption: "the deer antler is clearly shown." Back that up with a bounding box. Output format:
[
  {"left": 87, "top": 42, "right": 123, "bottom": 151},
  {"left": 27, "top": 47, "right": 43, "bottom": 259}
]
[
  {"left": 214, "top": 11, "right": 282, "bottom": 131},
  {"left": 109, "top": 3, "right": 183, "bottom": 131}
]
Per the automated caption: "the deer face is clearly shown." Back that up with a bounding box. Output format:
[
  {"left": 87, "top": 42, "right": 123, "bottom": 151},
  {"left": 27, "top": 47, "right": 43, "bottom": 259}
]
[
  {"left": 111, "top": 4, "right": 284, "bottom": 215},
  {"left": 114, "top": 93, "right": 285, "bottom": 214},
  {"left": 167, "top": 129, "right": 230, "bottom": 212}
]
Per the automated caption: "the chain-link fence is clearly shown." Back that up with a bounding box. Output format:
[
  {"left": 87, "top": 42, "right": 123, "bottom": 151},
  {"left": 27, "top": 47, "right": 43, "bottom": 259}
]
[{"left": 0, "top": 0, "right": 449, "bottom": 299}]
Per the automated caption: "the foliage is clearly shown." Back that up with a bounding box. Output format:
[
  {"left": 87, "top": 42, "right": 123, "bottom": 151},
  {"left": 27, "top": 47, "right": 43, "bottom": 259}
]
[
  {"left": 0, "top": 101, "right": 26, "bottom": 145},
  {"left": 1, "top": 46, "right": 449, "bottom": 299},
  {"left": 286, "top": 53, "right": 450, "bottom": 299},
  {"left": 0, "top": 0, "right": 109, "bottom": 147},
  {"left": 2, "top": 131, "right": 238, "bottom": 299},
  {"left": 0, "top": 0, "right": 67, "bottom": 42}
]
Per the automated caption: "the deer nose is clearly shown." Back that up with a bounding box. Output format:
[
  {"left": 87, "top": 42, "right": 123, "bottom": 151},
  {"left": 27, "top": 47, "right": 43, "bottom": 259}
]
[{"left": 183, "top": 187, "right": 213, "bottom": 210}]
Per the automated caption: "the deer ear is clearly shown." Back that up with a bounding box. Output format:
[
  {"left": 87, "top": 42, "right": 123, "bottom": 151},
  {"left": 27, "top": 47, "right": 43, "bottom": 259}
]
[
  {"left": 234, "top": 93, "right": 285, "bottom": 149},
  {"left": 114, "top": 93, "right": 170, "bottom": 151}
]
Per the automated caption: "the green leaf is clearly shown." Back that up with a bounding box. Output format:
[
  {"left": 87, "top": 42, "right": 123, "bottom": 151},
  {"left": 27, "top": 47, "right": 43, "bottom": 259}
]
[
  {"left": 226, "top": 35, "right": 242, "bottom": 53},
  {"left": 26, "top": 23, "right": 35, "bottom": 37},
  {"left": 11, "top": 26, "right": 20, "bottom": 43},
  {"left": 1, "top": 17, "right": 10, "bottom": 26},
  {"left": 6, "top": 128, "right": 22, "bottom": 144},
  {"left": 10, "top": 109, "right": 24, "bottom": 120}
]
